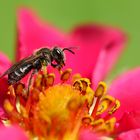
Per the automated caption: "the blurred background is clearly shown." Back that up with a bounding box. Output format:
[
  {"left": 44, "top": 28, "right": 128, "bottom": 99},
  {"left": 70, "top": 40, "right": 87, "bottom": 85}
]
[{"left": 0, "top": 0, "right": 140, "bottom": 77}]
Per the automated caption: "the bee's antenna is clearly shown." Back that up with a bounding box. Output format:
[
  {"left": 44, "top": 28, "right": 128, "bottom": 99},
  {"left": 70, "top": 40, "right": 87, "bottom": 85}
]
[{"left": 63, "top": 47, "right": 78, "bottom": 54}]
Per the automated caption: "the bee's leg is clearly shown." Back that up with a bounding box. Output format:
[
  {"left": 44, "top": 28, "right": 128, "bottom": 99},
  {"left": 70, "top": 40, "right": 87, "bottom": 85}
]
[{"left": 27, "top": 69, "right": 37, "bottom": 96}]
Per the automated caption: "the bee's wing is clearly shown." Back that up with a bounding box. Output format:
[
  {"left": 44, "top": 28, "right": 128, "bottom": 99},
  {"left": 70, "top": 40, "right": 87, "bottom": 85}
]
[{"left": 0, "top": 55, "right": 38, "bottom": 78}]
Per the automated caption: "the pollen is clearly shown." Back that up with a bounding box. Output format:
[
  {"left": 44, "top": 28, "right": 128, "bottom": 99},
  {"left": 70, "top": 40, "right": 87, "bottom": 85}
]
[
  {"left": 4, "top": 99, "right": 14, "bottom": 113},
  {"left": 2, "top": 68, "right": 121, "bottom": 140},
  {"left": 61, "top": 68, "right": 72, "bottom": 82},
  {"left": 38, "top": 84, "right": 82, "bottom": 123},
  {"left": 95, "top": 81, "right": 107, "bottom": 97}
]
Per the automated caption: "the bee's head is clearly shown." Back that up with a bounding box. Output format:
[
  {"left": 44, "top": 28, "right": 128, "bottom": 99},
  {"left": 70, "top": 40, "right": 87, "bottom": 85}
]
[
  {"left": 51, "top": 47, "right": 65, "bottom": 69},
  {"left": 51, "top": 47, "right": 75, "bottom": 70}
]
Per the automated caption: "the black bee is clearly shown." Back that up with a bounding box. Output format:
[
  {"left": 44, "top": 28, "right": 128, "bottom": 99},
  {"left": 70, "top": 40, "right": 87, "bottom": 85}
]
[{"left": 0, "top": 46, "right": 75, "bottom": 93}]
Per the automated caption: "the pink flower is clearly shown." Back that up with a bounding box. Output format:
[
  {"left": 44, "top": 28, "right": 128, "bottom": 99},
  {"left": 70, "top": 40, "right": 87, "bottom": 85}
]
[{"left": 0, "top": 8, "right": 139, "bottom": 140}]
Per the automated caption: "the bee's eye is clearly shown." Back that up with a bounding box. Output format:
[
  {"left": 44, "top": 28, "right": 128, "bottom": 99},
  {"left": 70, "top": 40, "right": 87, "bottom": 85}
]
[
  {"left": 52, "top": 48, "right": 63, "bottom": 60},
  {"left": 56, "top": 49, "right": 61, "bottom": 56}
]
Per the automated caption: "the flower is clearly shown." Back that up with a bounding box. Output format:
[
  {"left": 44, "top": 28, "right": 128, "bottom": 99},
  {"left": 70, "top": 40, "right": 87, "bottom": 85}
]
[
  {"left": 2, "top": 68, "right": 120, "bottom": 140},
  {"left": 0, "top": 8, "right": 139, "bottom": 140}
]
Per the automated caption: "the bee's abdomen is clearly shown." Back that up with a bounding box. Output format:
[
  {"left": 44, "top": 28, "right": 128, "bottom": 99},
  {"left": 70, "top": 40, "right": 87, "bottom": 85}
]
[{"left": 8, "top": 63, "right": 33, "bottom": 84}]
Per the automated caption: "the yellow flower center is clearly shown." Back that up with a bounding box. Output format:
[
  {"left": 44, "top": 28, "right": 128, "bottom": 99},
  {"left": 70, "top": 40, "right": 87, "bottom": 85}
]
[{"left": 2, "top": 68, "right": 120, "bottom": 139}]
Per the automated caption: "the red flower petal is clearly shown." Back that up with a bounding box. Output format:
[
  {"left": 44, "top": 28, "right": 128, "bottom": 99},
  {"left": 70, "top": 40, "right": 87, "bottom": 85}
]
[
  {"left": 0, "top": 125, "right": 28, "bottom": 140},
  {"left": 116, "top": 128, "right": 140, "bottom": 140},
  {"left": 0, "top": 53, "right": 11, "bottom": 111},
  {"left": 109, "top": 68, "right": 140, "bottom": 120},
  {"left": 17, "top": 8, "right": 71, "bottom": 61},
  {"left": 79, "top": 129, "right": 99, "bottom": 140},
  {"left": 0, "top": 52, "right": 11, "bottom": 73},
  {"left": 115, "top": 111, "right": 140, "bottom": 134},
  {"left": 70, "top": 24, "right": 126, "bottom": 86}
]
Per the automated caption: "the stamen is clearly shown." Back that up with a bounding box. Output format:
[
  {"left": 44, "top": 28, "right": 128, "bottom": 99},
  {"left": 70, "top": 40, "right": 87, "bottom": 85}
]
[
  {"left": 34, "top": 74, "right": 42, "bottom": 89},
  {"left": 3, "top": 99, "right": 21, "bottom": 124},
  {"left": 73, "top": 81, "right": 83, "bottom": 91},
  {"left": 15, "top": 83, "right": 25, "bottom": 96},
  {"left": 108, "top": 100, "right": 120, "bottom": 115},
  {"left": 104, "top": 117, "right": 116, "bottom": 132},
  {"left": 91, "top": 97, "right": 100, "bottom": 118},
  {"left": 92, "top": 119, "right": 104, "bottom": 128},
  {"left": 31, "top": 88, "right": 40, "bottom": 102},
  {"left": 46, "top": 73, "right": 55, "bottom": 86},
  {"left": 96, "top": 95, "right": 115, "bottom": 115},
  {"left": 8, "top": 85, "right": 16, "bottom": 97},
  {"left": 91, "top": 82, "right": 107, "bottom": 118},
  {"left": 4, "top": 100, "right": 14, "bottom": 113},
  {"left": 73, "top": 78, "right": 90, "bottom": 94},
  {"left": 82, "top": 115, "right": 93, "bottom": 126},
  {"left": 95, "top": 82, "right": 107, "bottom": 98},
  {"left": 80, "top": 78, "right": 90, "bottom": 94},
  {"left": 20, "top": 105, "right": 28, "bottom": 118},
  {"left": 61, "top": 69, "right": 72, "bottom": 82},
  {"left": 91, "top": 117, "right": 116, "bottom": 134}
]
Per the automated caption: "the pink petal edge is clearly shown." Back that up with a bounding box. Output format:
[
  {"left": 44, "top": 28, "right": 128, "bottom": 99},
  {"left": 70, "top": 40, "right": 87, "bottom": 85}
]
[
  {"left": 92, "top": 27, "right": 126, "bottom": 87},
  {"left": 0, "top": 53, "right": 12, "bottom": 113},
  {"left": 70, "top": 25, "right": 126, "bottom": 84},
  {"left": 109, "top": 67, "right": 140, "bottom": 120},
  {"left": 0, "top": 125, "right": 28, "bottom": 140},
  {"left": 0, "top": 52, "right": 11, "bottom": 72},
  {"left": 17, "top": 8, "right": 71, "bottom": 61},
  {"left": 79, "top": 129, "right": 100, "bottom": 140},
  {"left": 116, "top": 128, "right": 140, "bottom": 140},
  {"left": 115, "top": 111, "right": 140, "bottom": 134}
]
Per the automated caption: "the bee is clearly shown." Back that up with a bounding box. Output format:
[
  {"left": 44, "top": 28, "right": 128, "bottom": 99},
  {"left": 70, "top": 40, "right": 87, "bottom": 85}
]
[{"left": 0, "top": 46, "right": 75, "bottom": 94}]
